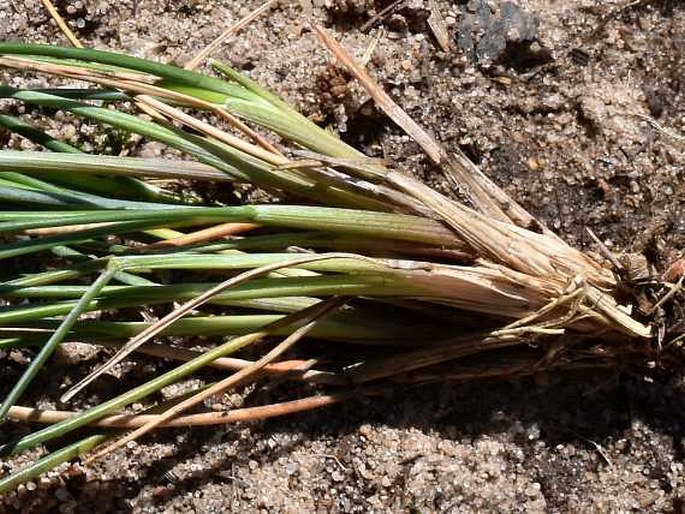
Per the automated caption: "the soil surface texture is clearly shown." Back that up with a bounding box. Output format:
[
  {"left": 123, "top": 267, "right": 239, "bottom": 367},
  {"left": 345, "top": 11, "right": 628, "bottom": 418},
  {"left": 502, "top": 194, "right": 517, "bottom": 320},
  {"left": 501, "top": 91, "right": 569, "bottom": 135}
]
[{"left": 1, "top": 0, "right": 684, "bottom": 512}]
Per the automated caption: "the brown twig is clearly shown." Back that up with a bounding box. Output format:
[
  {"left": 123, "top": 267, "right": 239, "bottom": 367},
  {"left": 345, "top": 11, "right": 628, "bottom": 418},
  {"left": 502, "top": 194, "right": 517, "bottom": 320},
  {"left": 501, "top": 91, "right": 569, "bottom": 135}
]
[
  {"left": 427, "top": 0, "right": 452, "bottom": 53},
  {"left": 85, "top": 296, "right": 346, "bottom": 461},
  {"left": 40, "top": 0, "right": 83, "bottom": 48},
  {"left": 143, "top": 222, "right": 260, "bottom": 249},
  {"left": 0, "top": 55, "right": 280, "bottom": 155},
  {"left": 114, "top": 340, "right": 343, "bottom": 385},
  {"left": 313, "top": 25, "right": 543, "bottom": 231},
  {"left": 7, "top": 392, "right": 353, "bottom": 428},
  {"left": 135, "top": 95, "right": 286, "bottom": 167},
  {"left": 185, "top": 0, "right": 278, "bottom": 71},
  {"left": 360, "top": 0, "right": 405, "bottom": 32}
]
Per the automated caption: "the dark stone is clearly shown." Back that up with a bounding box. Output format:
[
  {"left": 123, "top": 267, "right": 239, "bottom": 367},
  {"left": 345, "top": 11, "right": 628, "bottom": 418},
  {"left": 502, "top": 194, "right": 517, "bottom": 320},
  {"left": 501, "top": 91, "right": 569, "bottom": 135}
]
[
  {"left": 455, "top": 0, "right": 550, "bottom": 70},
  {"left": 569, "top": 47, "right": 591, "bottom": 66},
  {"left": 643, "top": 86, "right": 665, "bottom": 119}
]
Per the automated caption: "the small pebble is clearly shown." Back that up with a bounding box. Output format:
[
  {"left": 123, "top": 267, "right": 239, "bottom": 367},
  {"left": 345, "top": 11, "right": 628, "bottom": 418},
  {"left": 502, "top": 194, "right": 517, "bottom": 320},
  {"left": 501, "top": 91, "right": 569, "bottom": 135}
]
[{"left": 525, "top": 482, "right": 542, "bottom": 497}]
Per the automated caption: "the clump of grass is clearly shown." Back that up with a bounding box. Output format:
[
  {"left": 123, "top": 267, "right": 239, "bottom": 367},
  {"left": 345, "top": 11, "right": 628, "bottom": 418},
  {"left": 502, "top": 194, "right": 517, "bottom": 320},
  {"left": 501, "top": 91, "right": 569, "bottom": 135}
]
[{"left": 0, "top": 34, "right": 681, "bottom": 494}]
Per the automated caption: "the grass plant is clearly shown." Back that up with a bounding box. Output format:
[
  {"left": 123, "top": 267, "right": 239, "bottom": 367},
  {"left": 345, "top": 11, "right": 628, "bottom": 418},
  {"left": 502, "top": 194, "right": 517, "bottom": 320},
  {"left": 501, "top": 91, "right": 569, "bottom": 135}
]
[{"left": 0, "top": 32, "right": 681, "bottom": 495}]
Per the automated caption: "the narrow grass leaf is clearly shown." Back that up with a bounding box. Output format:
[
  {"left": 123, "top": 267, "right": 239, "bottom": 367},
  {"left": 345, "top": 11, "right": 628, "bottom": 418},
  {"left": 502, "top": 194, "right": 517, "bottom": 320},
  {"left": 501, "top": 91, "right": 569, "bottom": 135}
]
[{"left": 0, "top": 260, "right": 120, "bottom": 420}]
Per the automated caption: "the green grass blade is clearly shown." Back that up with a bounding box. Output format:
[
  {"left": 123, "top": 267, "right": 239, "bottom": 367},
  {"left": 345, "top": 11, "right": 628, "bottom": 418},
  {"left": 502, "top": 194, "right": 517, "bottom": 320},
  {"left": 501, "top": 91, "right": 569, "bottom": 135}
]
[
  {"left": 0, "top": 43, "right": 244, "bottom": 98},
  {"left": 0, "top": 261, "right": 120, "bottom": 420},
  {"left": 3, "top": 306, "right": 424, "bottom": 342},
  {"left": 0, "top": 299, "right": 332, "bottom": 457},
  {"left": 0, "top": 275, "right": 416, "bottom": 323},
  {"left": 0, "top": 150, "right": 232, "bottom": 183},
  {"left": 1, "top": 171, "right": 66, "bottom": 192},
  {"left": 0, "top": 205, "right": 458, "bottom": 248},
  {"left": 0, "top": 113, "right": 179, "bottom": 202},
  {"left": 0, "top": 183, "right": 177, "bottom": 210},
  {"left": 0, "top": 44, "right": 387, "bottom": 182},
  {"left": 33, "top": 87, "right": 129, "bottom": 102},
  {"left": 0, "top": 434, "right": 107, "bottom": 495},
  {"left": 0, "top": 112, "right": 79, "bottom": 153},
  {"left": 0, "top": 219, "right": 184, "bottom": 261},
  {"left": 0, "top": 89, "right": 383, "bottom": 207},
  {"left": 0, "top": 87, "right": 244, "bottom": 178}
]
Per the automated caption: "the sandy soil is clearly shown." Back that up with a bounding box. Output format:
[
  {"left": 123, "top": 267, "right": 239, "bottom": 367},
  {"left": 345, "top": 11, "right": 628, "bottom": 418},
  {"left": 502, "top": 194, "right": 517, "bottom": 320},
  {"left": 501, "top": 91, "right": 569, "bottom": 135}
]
[{"left": 1, "top": 0, "right": 684, "bottom": 512}]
